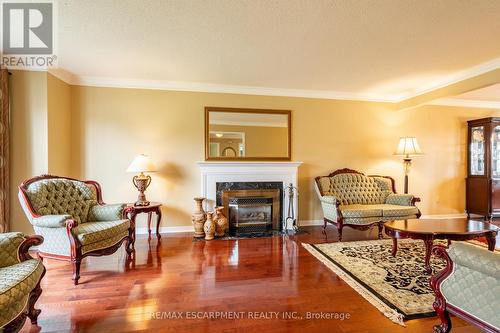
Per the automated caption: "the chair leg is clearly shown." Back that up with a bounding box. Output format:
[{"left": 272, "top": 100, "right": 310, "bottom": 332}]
[
  {"left": 126, "top": 236, "right": 135, "bottom": 258},
  {"left": 126, "top": 226, "right": 136, "bottom": 257},
  {"left": 377, "top": 222, "right": 384, "bottom": 240},
  {"left": 433, "top": 298, "right": 452, "bottom": 333},
  {"left": 337, "top": 224, "right": 343, "bottom": 242},
  {"left": 322, "top": 219, "right": 327, "bottom": 235},
  {"left": 27, "top": 281, "right": 43, "bottom": 324},
  {"left": 72, "top": 258, "right": 81, "bottom": 285}
]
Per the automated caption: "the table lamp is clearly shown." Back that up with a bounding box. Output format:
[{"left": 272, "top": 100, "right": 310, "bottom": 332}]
[
  {"left": 394, "top": 137, "right": 423, "bottom": 194},
  {"left": 126, "top": 154, "right": 157, "bottom": 206}
]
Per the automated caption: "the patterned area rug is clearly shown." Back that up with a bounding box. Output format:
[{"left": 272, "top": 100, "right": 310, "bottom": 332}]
[{"left": 303, "top": 239, "right": 447, "bottom": 326}]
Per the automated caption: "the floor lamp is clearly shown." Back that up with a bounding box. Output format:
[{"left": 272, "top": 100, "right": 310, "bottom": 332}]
[{"left": 394, "top": 137, "right": 423, "bottom": 194}]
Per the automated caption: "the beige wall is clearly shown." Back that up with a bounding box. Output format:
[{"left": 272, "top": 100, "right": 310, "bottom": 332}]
[
  {"left": 9, "top": 71, "right": 71, "bottom": 233},
  {"left": 47, "top": 73, "right": 72, "bottom": 176},
  {"left": 10, "top": 71, "right": 48, "bottom": 234},
  {"left": 209, "top": 124, "right": 288, "bottom": 157},
  {"left": 9, "top": 73, "right": 500, "bottom": 232},
  {"left": 68, "top": 85, "right": 500, "bottom": 229}
]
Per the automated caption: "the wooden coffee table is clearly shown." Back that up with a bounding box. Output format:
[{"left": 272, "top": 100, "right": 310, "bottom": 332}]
[{"left": 384, "top": 219, "right": 498, "bottom": 273}]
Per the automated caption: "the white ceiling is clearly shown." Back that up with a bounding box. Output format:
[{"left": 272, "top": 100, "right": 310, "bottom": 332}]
[{"left": 54, "top": 0, "right": 500, "bottom": 101}]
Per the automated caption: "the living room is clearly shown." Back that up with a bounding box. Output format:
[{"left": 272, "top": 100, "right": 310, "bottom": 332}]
[{"left": 1, "top": 1, "right": 499, "bottom": 333}]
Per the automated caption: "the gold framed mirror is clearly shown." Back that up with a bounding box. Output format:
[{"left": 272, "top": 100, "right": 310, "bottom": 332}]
[{"left": 205, "top": 107, "right": 291, "bottom": 161}]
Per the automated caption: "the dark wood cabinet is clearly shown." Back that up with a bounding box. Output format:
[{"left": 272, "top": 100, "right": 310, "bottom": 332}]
[{"left": 466, "top": 117, "right": 500, "bottom": 219}]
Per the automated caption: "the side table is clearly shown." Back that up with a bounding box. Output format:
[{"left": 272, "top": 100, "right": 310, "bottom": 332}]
[{"left": 127, "top": 202, "right": 163, "bottom": 239}]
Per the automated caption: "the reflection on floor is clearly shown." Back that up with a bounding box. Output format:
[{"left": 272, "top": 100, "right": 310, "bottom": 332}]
[{"left": 21, "top": 226, "right": 486, "bottom": 333}]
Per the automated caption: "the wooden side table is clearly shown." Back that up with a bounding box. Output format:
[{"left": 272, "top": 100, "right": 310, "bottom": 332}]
[{"left": 127, "top": 202, "right": 163, "bottom": 239}]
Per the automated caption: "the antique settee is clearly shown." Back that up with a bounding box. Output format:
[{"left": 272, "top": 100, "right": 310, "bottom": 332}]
[
  {"left": 431, "top": 242, "right": 499, "bottom": 333},
  {"left": 315, "top": 168, "right": 421, "bottom": 241},
  {"left": 0, "top": 232, "right": 45, "bottom": 332},
  {"left": 18, "top": 175, "right": 135, "bottom": 285}
]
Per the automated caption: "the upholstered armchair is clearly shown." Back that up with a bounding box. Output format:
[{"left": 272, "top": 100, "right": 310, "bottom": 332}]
[
  {"left": 0, "top": 232, "right": 45, "bottom": 332},
  {"left": 431, "top": 243, "right": 499, "bottom": 333},
  {"left": 315, "top": 169, "right": 421, "bottom": 241},
  {"left": 18, "top": 175, "right": 135, "bottom": 285}
]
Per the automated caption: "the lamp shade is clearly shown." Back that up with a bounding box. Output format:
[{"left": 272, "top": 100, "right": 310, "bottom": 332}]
[
  {"left": 394, "top": 137, "right": 423, "bottom": 157},
  {"left": 126, "top": 154, "right": 157, "bottom": 173}
]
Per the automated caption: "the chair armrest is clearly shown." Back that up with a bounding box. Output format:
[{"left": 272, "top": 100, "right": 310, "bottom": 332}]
[
  {"left": 89, "top": 203, "right": 126, "bottom": 221},
  {"left": 447, "top": 242, "right": 499, "bottom": 278},
  {"left": 318, "top": 196, "right": 340, "bottom": 221},
  {"left": 0, "top": 232, "right": 43, "bottom": 267},
  {"left": 319, "top": 196, "right": 339, "bottom": 205},
  {"left": 385, "top": 194, "right": 418, "bottom": 206},
  {"left": 32, "top": 214, "right": 72, "bottom": 228}
]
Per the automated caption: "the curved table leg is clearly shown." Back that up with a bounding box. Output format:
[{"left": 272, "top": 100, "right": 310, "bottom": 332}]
[
  {"left": 156, "top": 207, "right": 162, "bottom": 239},
  {"left": 391, "top": 238, "right": 398, "bottom": 257},
  {"left": 377, "top": 222, "right": 383, "bottom": 240},
  {"left": 147, "top": 212, "right": 153, "bottom": 240},
  {"left": 424, "top": 237, "right": 433, "bottom": 274}
]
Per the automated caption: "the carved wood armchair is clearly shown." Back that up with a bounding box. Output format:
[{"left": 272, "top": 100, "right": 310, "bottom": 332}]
[
  {"left": 315, "top": 168, "right": 421, "bottom": 241},
  {"left": 18, "top": 175, "right": 135, "bottom": 285},
  {"left": 0, "top": 232, "right": 45, "bottom": 332}
]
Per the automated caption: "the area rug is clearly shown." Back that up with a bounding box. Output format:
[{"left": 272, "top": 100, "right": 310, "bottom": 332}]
[{"left": 302, "top": 239, "right": 447, "bottom": 326}]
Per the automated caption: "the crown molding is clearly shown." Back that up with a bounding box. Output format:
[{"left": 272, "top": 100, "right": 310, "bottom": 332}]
[
  {"left": 427, "top": 98, "right": 500, "bottom": 109},
  {"left": 69, "top": 75, "right": 396, "bottom": 102},
  {"left": 25, "top": 55, "right": 500, "bottom": 104}
]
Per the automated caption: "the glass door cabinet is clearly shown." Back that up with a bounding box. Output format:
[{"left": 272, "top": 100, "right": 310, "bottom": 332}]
[{"left": 466, "top": 117, "right": 500, "bottom": 219}]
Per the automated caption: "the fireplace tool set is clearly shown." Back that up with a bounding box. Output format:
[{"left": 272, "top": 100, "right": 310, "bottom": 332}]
[{"left": 283, "top": 183, "right": 299, "bottom": 232}]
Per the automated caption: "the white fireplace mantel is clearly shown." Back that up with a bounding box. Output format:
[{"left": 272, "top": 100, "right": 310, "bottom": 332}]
[{"left": 196, "top": 161, "right": 302, "bottom": 229}]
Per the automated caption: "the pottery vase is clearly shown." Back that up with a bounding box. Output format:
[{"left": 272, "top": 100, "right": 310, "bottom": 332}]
[
  {"left": 214, "top": 206, "right": 228, "bottom": 237},
  {"left": 204, "top": 212, "right": 216, "bottom": 240},
  {"left": 192, "top": 197, "right": 206, "bottom": 238}
]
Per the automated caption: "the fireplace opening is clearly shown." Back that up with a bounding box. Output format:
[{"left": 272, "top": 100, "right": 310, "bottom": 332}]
[
  {"left": 229, "top": 197, "right": 273, "bottom": 234},
  {"left": 221, "top": 189, "right": 281, "bottom": 235}
]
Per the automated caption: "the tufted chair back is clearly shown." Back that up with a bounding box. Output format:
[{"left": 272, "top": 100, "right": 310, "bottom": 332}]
[
  {"left": 317, "top": 173, "right": 393, "bottom": 205},
  {"left": 23, "top": 178, "right": 98, "bottom": 223}
]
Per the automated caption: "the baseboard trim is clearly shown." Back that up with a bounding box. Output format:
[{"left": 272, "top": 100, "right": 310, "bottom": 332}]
[
  {"left": 136, "top": 226, "right": 193, "bottom": 235},
  {"left": 420, "top": 213, "right": 467, "bottom": 219},
  {"left": 138, "top": 214, "right": 469, "bottom": 235}
]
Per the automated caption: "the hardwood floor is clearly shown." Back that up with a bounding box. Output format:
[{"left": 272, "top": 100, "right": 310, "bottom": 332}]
[{"left": 20, "top": 225, "right": 489, "bottom": 333}]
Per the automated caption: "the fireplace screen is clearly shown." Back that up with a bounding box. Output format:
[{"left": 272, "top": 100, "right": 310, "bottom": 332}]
[{"left": 229, "top": 197, "right": 273, "bottom": 234}]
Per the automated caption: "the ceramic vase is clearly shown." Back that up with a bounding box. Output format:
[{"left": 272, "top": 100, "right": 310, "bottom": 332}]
[
  {"left": 214, "top": 206, "right": 228, "bottom": 237},
  {"left": 192, "top": 197, "right": 206, "bottom": 238},
  {"left": 204, "top": 212, "right": 215, "bottom": 240}
]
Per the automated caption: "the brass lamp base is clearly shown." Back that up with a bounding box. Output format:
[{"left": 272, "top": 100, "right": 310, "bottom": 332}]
[
  {"left": 403, "top": 158, "right": 412, "bottom": 194},
  {"left": 132, "top": 173, "right": 152, "bottom": 207}
]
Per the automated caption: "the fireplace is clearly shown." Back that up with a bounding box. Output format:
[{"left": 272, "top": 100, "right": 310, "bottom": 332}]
[
  {"left": 221, "top": 189, "right": 281, "bottom": 235},
  {"left": 197, "top": 161, "right": 301, "bottom": 231}
]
